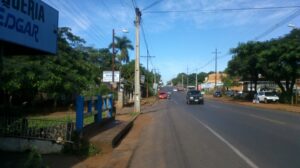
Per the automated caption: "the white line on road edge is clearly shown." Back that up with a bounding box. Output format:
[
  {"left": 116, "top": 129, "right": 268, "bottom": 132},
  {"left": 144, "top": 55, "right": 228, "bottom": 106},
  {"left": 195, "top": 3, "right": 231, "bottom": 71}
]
[
  {"left": 248, "top": 114, "right": 286, "bottom": 125},
  {"left": 193, "top": 117, "right": 259, "bottom": 168}
]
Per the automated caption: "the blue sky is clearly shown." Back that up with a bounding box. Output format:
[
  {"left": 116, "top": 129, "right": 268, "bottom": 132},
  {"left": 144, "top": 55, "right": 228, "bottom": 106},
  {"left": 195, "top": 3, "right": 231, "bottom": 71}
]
[{"left": 44, "top": 0, "right": 300, "bottom": 83}]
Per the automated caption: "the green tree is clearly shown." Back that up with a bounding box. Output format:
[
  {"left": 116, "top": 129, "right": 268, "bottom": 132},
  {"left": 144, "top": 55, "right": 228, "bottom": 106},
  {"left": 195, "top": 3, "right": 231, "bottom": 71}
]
[
  {"left": 227, "top": 29, "right": 300, "bottom": 103},
  {"left": 0, "top": 27, "right": 106, "bottom": 107},
  {"left": 228, "top": 41, "right": 264, "bottom": 92},
  {"left": 110, "top": 36, "right": 134, "bottom": 64},
  {"left": 258, "top": 29, "right": 300, "bottom": 102}
]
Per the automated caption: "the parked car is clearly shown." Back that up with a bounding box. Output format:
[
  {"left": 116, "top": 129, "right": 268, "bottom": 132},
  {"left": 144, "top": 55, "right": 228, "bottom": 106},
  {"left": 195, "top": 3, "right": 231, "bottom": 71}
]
[
  {"left": 225, "top": 90, "right": 235, "bottom": 97},
  {"left": 213, "top": 91, "right": 222, "bottom": 97},
  {"left": 257, "top": 91, "right": 279, "bottom": 103},
  {"left": 186, "top": 90, "right": 204, "bottom": 104},
  {"left": 158, "top": 91, "right": 168, "bottom": 99},
  {"left": 173, "top": 88, "right": 178, "bottom": 92}
]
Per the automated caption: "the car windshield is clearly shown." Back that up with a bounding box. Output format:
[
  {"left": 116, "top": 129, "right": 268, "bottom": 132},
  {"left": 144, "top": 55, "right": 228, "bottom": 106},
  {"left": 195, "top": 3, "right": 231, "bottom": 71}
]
[
  {"left": 189, "top": 90, "right": 201, "bottom": 95},
  {"left": 265, "top": 92, "right": 276, "bottom": 96}
]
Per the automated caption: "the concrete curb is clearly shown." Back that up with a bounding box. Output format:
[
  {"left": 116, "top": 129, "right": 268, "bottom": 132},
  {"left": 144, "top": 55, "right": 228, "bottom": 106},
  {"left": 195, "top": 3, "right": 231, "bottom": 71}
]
[
  {"left": 105, "top": 99, "right": 159, "bottom": 168},
  {"left": 112, "top": 114, "right": 139, "bottom": 148},
  {"left": 103, "top": 114, "right": 140, "bottom": 168}
]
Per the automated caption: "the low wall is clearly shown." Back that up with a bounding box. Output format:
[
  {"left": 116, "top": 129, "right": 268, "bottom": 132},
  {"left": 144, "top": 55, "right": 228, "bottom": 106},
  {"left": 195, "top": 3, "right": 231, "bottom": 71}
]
[{"left": 0, "top": 137, "right": 63, "bottom": 154}]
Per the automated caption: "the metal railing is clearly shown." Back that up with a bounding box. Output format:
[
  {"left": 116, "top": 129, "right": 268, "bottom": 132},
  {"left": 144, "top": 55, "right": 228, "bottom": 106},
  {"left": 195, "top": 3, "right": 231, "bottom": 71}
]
[{"left": 0, "top": 115, "right": 75, "bottom": 142}]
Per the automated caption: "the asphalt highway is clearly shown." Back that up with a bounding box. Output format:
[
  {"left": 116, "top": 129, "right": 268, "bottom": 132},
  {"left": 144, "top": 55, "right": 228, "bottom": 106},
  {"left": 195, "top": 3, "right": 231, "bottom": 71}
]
[{"left": 129, "top": 90, "right": 300, "bottom": 168}]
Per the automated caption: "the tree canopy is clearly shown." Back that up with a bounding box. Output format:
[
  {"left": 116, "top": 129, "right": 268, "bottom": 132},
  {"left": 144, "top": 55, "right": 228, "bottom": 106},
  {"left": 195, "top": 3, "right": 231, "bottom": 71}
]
[
  {"left": 226, "top": 29, "right": 300, "bottom": 102},
  {"left": 109, "top": 36, "right": 134, "bottom": 64},
  {"left": 0, "top": 27, "right": 158, "bottom": 107}
]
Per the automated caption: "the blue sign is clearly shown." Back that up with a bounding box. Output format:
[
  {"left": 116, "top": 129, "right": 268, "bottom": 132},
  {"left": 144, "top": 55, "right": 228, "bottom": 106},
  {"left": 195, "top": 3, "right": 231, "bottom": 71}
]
[{"left": 0, "top": 0, "right": 58, "bottom": 54}]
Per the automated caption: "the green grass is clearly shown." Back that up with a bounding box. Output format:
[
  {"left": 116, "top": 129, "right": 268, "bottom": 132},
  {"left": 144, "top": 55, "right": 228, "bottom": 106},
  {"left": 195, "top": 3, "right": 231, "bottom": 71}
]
[
  {"left": 26, "top": 111, "right": 110, "bottom": 128},
  {"left": 130, "top": 112, "right": 139, "bottom": 117}
]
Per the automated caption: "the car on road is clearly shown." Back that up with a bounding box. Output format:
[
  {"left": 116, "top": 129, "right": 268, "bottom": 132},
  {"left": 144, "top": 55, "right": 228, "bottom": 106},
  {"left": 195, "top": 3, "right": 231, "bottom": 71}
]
[
  {"left": 158, "top": 91, "right": 169, "bottom": 99},
  {"left": 173, "top": 88, "right": 178, "bottom": 92},
  {"left": 186, "top": 90, "right": 204, "bottom": 104},
  {"left": 213, "top": 91, "right": 222, "bottom": 97},
  {"left": 257, "top": 91, "right": 279, "bottom": 103}
]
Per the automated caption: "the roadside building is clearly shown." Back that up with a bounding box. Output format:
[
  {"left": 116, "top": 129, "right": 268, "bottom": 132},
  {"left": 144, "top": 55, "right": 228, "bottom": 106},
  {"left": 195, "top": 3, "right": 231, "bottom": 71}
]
[{"left": 201, "top": 73, "right": 232, "bottom": 90}]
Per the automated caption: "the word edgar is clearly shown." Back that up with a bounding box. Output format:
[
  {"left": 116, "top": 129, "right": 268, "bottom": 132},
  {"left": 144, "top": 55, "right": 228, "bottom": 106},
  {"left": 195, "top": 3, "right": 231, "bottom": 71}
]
[
  {"left": 0, "top": 7, "right": 39, "bottom": 42},
  {"left": 1, "top": 0, "right": 45, "bottom": 22}
]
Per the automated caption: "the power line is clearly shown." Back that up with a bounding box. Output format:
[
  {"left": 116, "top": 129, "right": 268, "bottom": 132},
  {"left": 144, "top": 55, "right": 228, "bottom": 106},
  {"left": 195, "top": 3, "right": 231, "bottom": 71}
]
[
  {"left": 198, "top": 58, "right": 215, "bottom": 70},
  {"left": 141, "top": 22, "right": 150, "bottom": 55},
  {"left": 254, "top": 9, "right": 300, "bottom": 40},
  {"left": 100, "top": 0, "right": 120, "bottom": 26},
  {"left": 145, "top": 5, "right": 300, "bottom": 14},
  {"left": 69, "top": 1, "right": 106, "bottom": 37},
  {"left": 120, "top": 0, "right": 136, "bottom": 15},
  {"left": 142, "top": 0, "right": 164, "bottom": 11},
  {"left": 48, "top": 1, "right": 105, "bottom": 45},
  {"left": 131, "top": 0, "right": 137, "bottom": 9}
]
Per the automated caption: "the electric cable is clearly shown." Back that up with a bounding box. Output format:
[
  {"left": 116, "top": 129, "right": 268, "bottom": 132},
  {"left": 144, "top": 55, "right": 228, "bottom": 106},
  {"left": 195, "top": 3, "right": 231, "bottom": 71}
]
[
  {"left": 145, "top": 5, "right": 300, "bottom": 14},
  {"left": 142, "top": 0, "right": 164, "bottom": 11},
  {"left": 254, "top": 9, "right": 300, "bottom": 40}
]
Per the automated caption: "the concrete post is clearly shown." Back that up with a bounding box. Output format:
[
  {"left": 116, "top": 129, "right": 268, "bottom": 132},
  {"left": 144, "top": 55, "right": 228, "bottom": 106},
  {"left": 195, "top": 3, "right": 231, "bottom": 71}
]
[
  {"left": 109, "top": 94, "right": 113, "bottom": 118},
  {"left": 134, "top": 8, "right": 141, "bottom": 113},
  {"left": 87, "top": 98, "right": 92, "bottom": 113},
  {"left": 76, "top": 96, "right": 84, "bottom": 132},
  {"left": 96, "top": 95, "right": 103, "bottom": 123},
  {"left": 117, "top": 91, "right": 123, "bottom": 109}
]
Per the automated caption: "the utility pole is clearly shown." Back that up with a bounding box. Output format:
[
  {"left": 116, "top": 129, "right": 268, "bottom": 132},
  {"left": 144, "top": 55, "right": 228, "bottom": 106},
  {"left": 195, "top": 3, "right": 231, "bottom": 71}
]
[
  {"left": 195, "top": 69, "right": 198, "bottom": 90},
  {"left": 181, "top": 74, "right": 183, "bottom": 88},
  {"left": 134, "top": 8, "right": 142, "bottom": 113},
  {"left": 186, "top": 65, "right": 189, "bottom": 89},
  {"left": 112, "top": 29, "right": 115, "bottom": 86},
  {"left": 212, "top": 49, "right": 221, "bottom": 88},
  {"left": 141, "top": 52, "right": 155, "bottom": 97}
]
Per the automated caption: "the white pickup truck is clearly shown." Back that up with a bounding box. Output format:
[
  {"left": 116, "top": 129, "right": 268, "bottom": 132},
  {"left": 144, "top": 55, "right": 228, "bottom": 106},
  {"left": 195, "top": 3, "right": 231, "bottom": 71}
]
[{"left": 257, "top": 91, "right": 279, "bottom": 103}]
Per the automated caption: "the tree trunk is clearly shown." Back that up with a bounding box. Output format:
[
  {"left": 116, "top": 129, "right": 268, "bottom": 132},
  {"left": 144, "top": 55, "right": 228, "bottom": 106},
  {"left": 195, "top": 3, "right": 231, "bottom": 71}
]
[
  {"left": 275, "top": 80, "right": 286, "bottom": 94},
  {"left": 54, "top": 98, "right": 57, "bottom": 108}
]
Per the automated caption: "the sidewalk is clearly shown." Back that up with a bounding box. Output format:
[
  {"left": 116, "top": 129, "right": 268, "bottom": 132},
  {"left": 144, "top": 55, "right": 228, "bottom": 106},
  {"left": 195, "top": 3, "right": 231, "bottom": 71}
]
[{"left": 44, "top": 97, "right": 158, "bottom": 168}]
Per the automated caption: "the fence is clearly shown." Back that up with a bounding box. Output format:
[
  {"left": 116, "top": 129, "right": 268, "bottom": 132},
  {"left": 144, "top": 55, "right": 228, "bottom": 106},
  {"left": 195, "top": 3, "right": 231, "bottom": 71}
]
[
  {"left": 0, "top": 94, "right": 114, "bottom": 143},
  {"left": 75, "top": 94, "right": 114, "bottom": 133},
  {"left": 0, "top": 113, "right": 75, "bottom": 142}
]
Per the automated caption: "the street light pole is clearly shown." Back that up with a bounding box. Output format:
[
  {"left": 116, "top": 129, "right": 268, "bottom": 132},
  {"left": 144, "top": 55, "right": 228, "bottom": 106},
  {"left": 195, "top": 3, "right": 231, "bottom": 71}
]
[{"left": 134, "top": 8, "right": 142, "bottom": 113}]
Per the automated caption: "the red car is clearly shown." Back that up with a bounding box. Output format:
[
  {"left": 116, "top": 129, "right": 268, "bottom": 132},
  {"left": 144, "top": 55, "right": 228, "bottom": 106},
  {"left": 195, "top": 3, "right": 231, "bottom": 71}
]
[{"left": 158, "top": 91, "right": 168, "bottom": 99}]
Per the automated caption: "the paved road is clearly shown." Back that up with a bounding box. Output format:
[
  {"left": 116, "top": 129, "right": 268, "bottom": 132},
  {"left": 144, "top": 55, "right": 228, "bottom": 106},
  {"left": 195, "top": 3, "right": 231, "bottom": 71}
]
[{"left": 129, "top": 90, "right": 300, "bottom": 168}]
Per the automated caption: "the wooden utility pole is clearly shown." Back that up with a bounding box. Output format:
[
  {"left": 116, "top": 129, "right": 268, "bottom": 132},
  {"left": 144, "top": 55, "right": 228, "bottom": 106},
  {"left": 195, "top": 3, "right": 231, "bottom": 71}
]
[
  {"left": 112, "top": 29, "right": 115, "bottom": 84},
  {"left": 141, "top": 53, "right": 155, "bottom": 97},
  {"left": 186, "top": 65, "right": 189, "bottom": 89},
  {"left": 212, "top": 49, "right": 221, "bottom": 88},
  {"left": 195, "top": 69, "right": 198, "bottom": 90}
]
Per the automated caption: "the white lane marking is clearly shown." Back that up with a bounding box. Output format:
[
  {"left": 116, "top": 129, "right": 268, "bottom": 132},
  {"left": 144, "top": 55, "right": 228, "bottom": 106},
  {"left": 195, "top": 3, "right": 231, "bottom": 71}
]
[
  {"left": 247, "top": 114, "right": 286, "bottom": 125},
  {"left": 172, "top": 99, "right": 178, "bottom": 105},
  {"left": 206, "top": 103, "right": 222, "bottom": 109},
  {"left": 192, "top": 117, "right": 259, "bottom": 168}
]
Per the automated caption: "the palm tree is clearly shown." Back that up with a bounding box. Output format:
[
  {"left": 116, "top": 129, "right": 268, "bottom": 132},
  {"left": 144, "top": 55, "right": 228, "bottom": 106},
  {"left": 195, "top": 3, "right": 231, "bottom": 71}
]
[{"left": 109, "top": 36, "right": 134, "bottom": 64}]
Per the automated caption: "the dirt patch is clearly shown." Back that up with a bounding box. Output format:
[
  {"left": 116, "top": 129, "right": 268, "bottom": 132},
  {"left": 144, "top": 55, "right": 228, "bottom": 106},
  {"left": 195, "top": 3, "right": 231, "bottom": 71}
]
[{"left": 141, "top": 97, "right": 158, "bottom": 106}]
